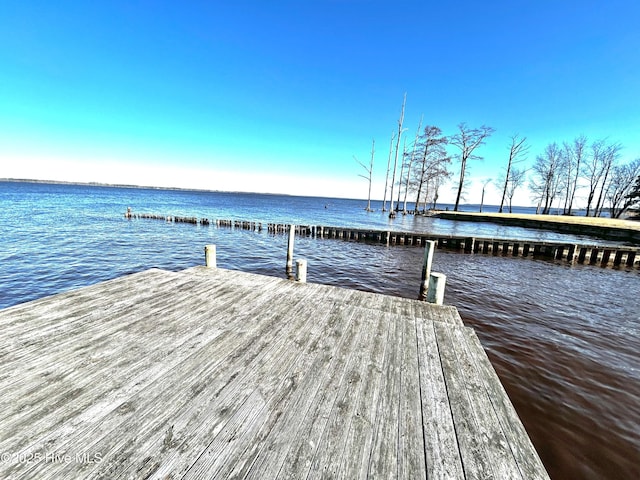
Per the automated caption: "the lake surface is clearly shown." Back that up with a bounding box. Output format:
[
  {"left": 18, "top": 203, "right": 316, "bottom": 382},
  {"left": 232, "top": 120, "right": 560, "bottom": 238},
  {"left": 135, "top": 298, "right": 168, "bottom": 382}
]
[{"left": 1, "top": 180, "right": 639, "bottom": 479}]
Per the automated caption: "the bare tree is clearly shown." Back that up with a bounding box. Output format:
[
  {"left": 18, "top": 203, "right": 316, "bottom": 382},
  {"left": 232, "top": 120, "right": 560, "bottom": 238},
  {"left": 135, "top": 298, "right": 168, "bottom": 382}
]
[
  {"left": 389, "top": 93, "right": 407, "bottom": 218},
  {"left": 594, "top": 142, "right": 622, "bottom": 217},
  {"left": 583, "top": 139, "right": 621, "bottom": 216},
  {"left": 584, "top": 140, "right": 604, "bottom": 216},
  {"left": 480, "top": 178, "right": 492, "bottom": 213},
  {"left": 505, "top": 167, "right": 526, "bottom": 213},
  {"left": 382, "top": 131, "right": 394, "bottom": 212},
  {"left": 530, "top": 143, "right": 565, "bottom": 214},
  {"left": 428, "top": 173, "right": 448, "bottom": 210},
  {"left": 401, "top": 116, "right": 423, "bottom": 213},
  {"left": 562, "top": 135, "right": 587, "bottom": 215},
  {"left": 450, "top": 123, "right": 495, "bottom": 211},
  {"left": 395, "top": 138, "right": 407, "bottom": 211},
  {"left": 412, "top": 125, "right": 450, "bottom": 213},
  {"left": 499, "top": 135, "right": 528, "bottom": 213},
  {"left": 607, "top": 158, "right": 640, "bottom": 218},
  {"left": 355, "top": 139, "right": 375, "bottom": 211}
]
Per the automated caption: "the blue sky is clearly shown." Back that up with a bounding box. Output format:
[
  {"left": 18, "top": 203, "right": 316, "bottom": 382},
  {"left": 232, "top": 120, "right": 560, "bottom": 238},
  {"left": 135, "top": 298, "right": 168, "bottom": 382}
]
[{"left": 1, "top": 1, "right": 639, "bottom": 205}]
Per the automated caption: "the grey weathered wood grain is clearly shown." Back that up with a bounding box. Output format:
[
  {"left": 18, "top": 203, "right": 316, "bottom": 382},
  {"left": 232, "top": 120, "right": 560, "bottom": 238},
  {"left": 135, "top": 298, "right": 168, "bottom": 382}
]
[
  {"left": 263, "top": 306, "right": 364, "bottom": 479},
  {"left": 304, "top": 308, "right": 386, "bottom": 480},
  {"left": 415, "top": 319, "right": 465, "bottom": 479},
  {"left": 0, "top": 266, "right": 549, "bottom": 480},
  {"left": 336, "top": 309, "right": 390, "bottom": 480},
  {"left": 174, "top": 300, "right": 342, "bottom": 479},
  {"left": 367, "top": 309, "right": 402, "bottom": 478},
  {"left": 398, "top": 314, "right": 427, "bottom": 479},
  {"left": 461, "top": 327, "right": 550, "bottom": 480}
]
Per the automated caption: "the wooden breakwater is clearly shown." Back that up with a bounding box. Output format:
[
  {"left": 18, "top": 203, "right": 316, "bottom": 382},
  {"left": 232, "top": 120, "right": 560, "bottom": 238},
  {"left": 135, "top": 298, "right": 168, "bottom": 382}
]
[{"left": 125, "top": 211, "right": 640, "bottom": 269}]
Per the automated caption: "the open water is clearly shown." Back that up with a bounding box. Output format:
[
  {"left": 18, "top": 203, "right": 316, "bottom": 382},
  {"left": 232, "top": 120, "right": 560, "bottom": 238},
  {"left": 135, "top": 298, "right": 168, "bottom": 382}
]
[{"left": 1, "top": 181, "right": 639, "bottom": 479}]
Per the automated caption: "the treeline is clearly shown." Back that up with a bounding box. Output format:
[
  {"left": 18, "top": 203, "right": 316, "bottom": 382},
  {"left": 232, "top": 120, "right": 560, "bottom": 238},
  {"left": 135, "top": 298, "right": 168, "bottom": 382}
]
[
  {"left": 530, "top": 137, "right": 640, "bottom": 218},
  {"left": 358, "top": 96, "right": 640, "bottom": 218}
]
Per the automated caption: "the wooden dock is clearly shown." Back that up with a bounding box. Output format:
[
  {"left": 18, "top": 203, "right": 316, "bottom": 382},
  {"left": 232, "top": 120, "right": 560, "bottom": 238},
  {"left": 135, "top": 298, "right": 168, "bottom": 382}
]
[{"left": 0, "top": 267, "right": 550, "bottom": 479}]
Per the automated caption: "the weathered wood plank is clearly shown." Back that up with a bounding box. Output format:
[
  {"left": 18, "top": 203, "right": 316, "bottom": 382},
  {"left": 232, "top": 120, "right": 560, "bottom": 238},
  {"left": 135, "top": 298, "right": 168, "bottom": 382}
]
[
  {"left": 367, "top": 309, "right": 402, "bottom": 478},
  {"left": 398, "top": 315, "right": 427, "bottom": 478},
  {"left": 270, "top": 309, "right": 367, "bottom": 479},
  {"left": 73, "top": 283, "right": 321, "bottom": 480},
  {"left": 305, "top": 308, "right": 388, "bottom": 480},
  {"left": 0, "top": 271, "right": 306, "bottom": 478},
  {"left": 461, "top": 328, "right": 550, "bottom": 480},
  {"left": 336, "top": 310, "right": 391, "bottom": 480},
  {"left": 0, "top": 271, "right": 285, "bottom": 442},
  {"left": 219, "top": 301, "right": 359, "bottom": 480},
  {"left": 435, "top": 322, "right": 524, "bottom": 479},
  {"left": 174, "top": 300, "right": 355, "bottom": 479},
  {"left": 186, "top": 266, "right": 463, "bottom": 326},
  {"left": 243, "top": 305, "right": 365, "bottom": 479},
  {"left": 416, "top": 319, "right": 465, "bottom": 478}
]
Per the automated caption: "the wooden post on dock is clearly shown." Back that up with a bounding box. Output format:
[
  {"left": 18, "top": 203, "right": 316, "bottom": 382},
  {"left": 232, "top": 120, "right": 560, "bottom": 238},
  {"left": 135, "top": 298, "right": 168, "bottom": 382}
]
[
  {"left": 205, "top": 245, "right": 216, "bottom": 268},
  {"left": 296, "top": 259, "right": 307, "bottom": 283},
  {"left": 419, "top": 240, "right": 436, "bottom": 300},
  {"left": 286, "top": 224, "right": 295, "bottom": 273},
  {"left": 427, "top": 272, "right": 446, "bottom": 305}
]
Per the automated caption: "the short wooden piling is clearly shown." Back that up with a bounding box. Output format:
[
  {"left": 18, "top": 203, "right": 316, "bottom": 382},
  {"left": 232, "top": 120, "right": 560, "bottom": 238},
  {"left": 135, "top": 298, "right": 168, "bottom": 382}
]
[
  {"left": 286, "top": 224, "right": 295, "bottom": 273},
  {"left": 205, "top": 244, "right": 216, "bottom": 268},
  {"left": 427, "top": 272, "right": 447, "bottom": 305},
  {"left": 627, "top": 251, "right": 637, "bottom": 267},
  {"left": 614, "top": 250, "right": 624, "bottom": 266},
  {"left": 419, "top": 240, "right": 436, "bottom": 300},
  {"left": 296, "top": 259, "right": 307, "bottom": 283},
  {"left": 464, "top": 237, "right": 474, "bottom": 253}
]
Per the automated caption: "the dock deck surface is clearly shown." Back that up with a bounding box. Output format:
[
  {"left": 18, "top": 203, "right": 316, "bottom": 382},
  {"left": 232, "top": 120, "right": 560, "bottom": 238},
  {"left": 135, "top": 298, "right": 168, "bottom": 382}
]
[{"left": 0, "top": 267, "right": 549, "bottom": 479}]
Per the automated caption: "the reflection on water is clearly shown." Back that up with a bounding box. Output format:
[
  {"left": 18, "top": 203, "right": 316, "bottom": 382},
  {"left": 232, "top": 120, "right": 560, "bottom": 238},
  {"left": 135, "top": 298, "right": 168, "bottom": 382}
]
[{"left": 1, "top": 182, "right": 639, "bottom": 480}]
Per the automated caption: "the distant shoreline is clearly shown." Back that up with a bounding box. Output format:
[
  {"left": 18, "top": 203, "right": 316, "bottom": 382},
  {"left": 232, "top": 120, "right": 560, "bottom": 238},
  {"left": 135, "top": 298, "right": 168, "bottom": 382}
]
[
  {"left": 0, "top": 177, "right": 535, "bottom": 209},
  {"left": 0, "top": 178, "right": 328, "bottom": 200}
]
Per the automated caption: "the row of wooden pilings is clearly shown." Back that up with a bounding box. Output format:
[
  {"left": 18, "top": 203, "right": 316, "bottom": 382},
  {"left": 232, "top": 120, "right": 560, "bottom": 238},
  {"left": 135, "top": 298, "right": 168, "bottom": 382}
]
[
  {"left": 223, "top": 221, "right": 640, "bottom": 269},
  {"left": 125, "top": 210, "right": 640, "bottom": 269}
]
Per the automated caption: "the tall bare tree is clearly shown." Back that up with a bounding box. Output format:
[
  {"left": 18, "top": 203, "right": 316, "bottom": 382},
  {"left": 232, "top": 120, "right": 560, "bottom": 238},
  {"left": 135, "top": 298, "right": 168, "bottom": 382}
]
[
  {"left": 382, "top": 131, "right": 394, "bottom": 212},
  {"left": 594, "top": 142, "right": 622, "bottom": 217},
  {"left": 450, "top": 123, "right": 495, "bottom": 211},
  {"left": 583, "top": 140, "right": 621, "bottom": 216},
  {"left": 412, "top": 125, "right": 450, "bottom": 213},
  {"left": 607, "top": 158, "right": 640, "bottom": 218},
  {"left": 396, "top": 138, "right": 407, "bottom": 211},
  {"left": 499, "top": 135, "right": 528, "bottom": 213},
  {"left": 530, "top": 143, "right": 565, "bottom": 214},
  {"left": 427, "top": 172, "right": 449, "bottom": 210},
  {"left": 505, "top": 167, "right": 527, "bottom": 213},
  {"left": 401, "top": 116, "right": 423, "bottom": 213},
  {"left": 389, "top": 93, "right": 407, "bottom": 218},
  {"left": 355, "top": 139, "right": 375, "bottom": 211},
  {"left": 561, "top": 135, "right": 587, "bottom": 215}
]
